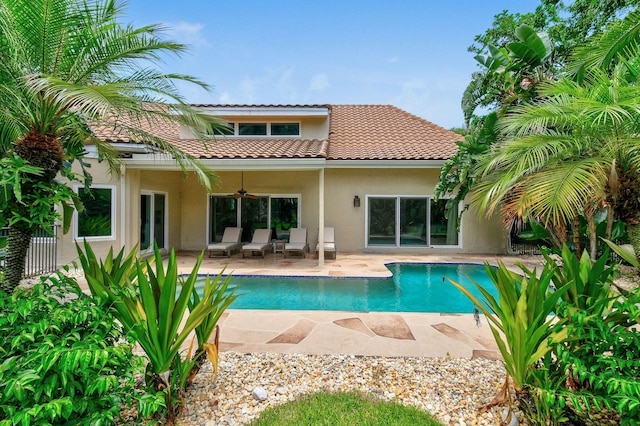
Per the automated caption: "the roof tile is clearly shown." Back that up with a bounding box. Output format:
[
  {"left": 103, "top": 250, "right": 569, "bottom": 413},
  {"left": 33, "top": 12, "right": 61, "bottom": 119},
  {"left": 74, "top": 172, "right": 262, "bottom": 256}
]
[
  {"left": 327, "top": 105, "right": 461, "bottom": 160},
  {"left": 92, "top": 104, "right": 461, "bottom": 161}
]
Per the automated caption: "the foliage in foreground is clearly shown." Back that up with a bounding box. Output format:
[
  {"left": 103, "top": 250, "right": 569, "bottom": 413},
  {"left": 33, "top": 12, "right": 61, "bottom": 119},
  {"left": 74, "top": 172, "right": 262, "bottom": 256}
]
[
  {"left": 247, "top": 391, "right": 443, "bottom": 426},
  {"left": 0, "top": 272, "right": 157, "bottom": 425},
  {"left": 77, "top": 242, "right": 237, "bottom": 425},
  {"left": 448, "top": 245, "right": 640, "bottom": 425}
]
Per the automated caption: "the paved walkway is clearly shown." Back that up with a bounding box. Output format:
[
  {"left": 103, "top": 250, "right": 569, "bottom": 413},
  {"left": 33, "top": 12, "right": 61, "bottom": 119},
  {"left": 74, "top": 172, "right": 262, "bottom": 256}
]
[{"left": 172, "top": 251, "right": 541, "bottom": 359}]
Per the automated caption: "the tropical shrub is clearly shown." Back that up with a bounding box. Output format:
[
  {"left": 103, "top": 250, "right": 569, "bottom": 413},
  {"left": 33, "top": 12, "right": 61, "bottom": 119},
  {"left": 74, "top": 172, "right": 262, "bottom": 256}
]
[
  {"left": 77, "top": 242, "right": 237, "bottom": 424},
  {"left": 0, "top": 271, "right": 157, "bottom": 425},
  {"left": 447, "top": 262, "right": 569, "bottom": 394},
  {"left": 449, "top": 246, "right": 640, "bottom": 425},
  {"left": 554, "top": 291, "right": 640, "bottom": 425}
]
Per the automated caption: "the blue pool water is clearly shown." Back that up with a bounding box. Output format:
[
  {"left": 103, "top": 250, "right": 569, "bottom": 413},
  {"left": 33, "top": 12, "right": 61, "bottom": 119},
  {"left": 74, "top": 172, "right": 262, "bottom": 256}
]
[{"left": 194, "top": 263, "right": 498, "bottom": 313}]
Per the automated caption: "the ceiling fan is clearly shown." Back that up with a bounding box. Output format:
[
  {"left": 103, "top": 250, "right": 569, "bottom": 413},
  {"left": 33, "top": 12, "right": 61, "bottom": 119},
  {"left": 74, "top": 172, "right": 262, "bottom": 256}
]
[{"left": 234, "top": 171, "right": 258, "bottom": 199}]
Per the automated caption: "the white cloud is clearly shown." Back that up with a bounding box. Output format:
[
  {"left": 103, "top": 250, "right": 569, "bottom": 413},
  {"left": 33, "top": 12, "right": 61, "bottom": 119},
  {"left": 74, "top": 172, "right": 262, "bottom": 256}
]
[
  {"left": 166, "top": 21, "right": 209, "bottom": 47},
  {"left": 388, "top": 56, "right": 399, "bottom": 63},
  {"left": 309, "top": 73, "right": 329, "bottom": 92}
]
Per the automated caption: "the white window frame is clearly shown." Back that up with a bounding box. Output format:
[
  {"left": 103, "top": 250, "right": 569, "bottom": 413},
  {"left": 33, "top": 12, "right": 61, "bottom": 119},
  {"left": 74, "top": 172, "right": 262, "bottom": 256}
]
[
  {"left": 364, "top": 195, "right": 461, "bottom": 248},
  {"left": 73, "top": 184, "right": 117, "bottom": 241},
  {"left": 225, "top": 121, "right": 301, "bottom": 137}
]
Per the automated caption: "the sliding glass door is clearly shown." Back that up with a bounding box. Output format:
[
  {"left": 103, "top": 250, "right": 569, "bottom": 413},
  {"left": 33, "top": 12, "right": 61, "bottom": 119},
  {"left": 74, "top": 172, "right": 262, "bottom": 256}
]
[
  {"left": 209, "top": 195, "right": 300, "bottom": 243},
  {"left": 140, "top": 192, "right": 166, "bottom": 250},
  {"left": 366, "top": 196, "right": 459, "bottom": 247}
]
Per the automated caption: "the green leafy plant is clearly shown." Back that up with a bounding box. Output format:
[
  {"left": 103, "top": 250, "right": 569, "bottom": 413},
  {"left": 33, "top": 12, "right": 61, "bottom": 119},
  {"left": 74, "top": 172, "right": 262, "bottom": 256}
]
[
  {"left": 542, "top": 246, "right": 640, "bottom": 424},
  {"left": 448, "top": 262, "right": 569, "bottom": 392},
  {"left": 77, "top": 242, "right": 237, "bottom": 424},
  {"left": 0, "top": 272, "right": 158, "bottom": 425},
  {"left": 546, "top": 245, "right": 618, "bottom": 317},
  {"left": 554, "top": 291, "right": 640, "bottom": 425},
  {"left": 187, "top": 271, "right": 238, "bottom": 374},
  {"left": 446, "top": 261, "right": 570, "bottom": 421}
]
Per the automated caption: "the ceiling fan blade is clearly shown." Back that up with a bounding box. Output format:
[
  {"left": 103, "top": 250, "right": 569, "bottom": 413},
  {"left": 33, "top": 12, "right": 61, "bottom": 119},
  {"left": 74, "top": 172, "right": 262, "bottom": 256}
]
[
  {"left": 233, "top": 193, "right": 241, "bottom": 199},
  {"left": 247, "top": 193, "right": 259, "bottom": 199}
]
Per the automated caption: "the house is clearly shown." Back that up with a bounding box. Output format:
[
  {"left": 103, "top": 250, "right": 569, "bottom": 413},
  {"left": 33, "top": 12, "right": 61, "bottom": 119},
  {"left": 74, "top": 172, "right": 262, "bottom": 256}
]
[{"left": 56, "top": 104, "right": 507, "bottom": 266}]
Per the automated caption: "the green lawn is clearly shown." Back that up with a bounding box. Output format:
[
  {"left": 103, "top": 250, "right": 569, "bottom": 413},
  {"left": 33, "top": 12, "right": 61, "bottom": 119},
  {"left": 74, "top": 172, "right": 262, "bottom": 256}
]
[{"left": 247, "top": 391, "right": 444, "bottom": 426}]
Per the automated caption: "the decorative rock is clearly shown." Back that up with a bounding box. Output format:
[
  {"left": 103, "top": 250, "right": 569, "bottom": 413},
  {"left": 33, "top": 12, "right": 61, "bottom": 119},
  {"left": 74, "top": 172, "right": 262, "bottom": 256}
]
[
  {"left": 156, "top": 352, "right": 511, "bottom": 426},
  {"left": 252, "top": 386, "right": 268, "bottom": 401}
]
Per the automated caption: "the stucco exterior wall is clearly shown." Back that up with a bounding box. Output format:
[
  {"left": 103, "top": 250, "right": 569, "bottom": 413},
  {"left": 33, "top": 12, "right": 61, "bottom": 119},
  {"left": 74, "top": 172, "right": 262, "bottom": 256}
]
[
  {"left": 321, "top": 168, "right": 506, "bottom": 254},
  {"left": 55, "top": 163, "right": 507, "bottom": 269}
]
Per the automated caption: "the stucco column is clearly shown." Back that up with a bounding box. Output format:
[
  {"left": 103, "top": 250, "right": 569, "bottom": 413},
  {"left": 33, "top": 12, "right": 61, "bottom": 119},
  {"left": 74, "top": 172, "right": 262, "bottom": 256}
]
[{"left": 318, "top": 168, "right": 325, "bottom": 266}]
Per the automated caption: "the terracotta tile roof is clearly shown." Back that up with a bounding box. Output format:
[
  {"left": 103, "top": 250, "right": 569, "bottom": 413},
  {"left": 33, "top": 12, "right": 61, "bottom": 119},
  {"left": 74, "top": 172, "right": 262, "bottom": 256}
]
[
  {"left": 92, "top": 104, "right": 460, "bottom": 161},
  {"left": 171, "top": 138, "right": 328, "bottom": 159},
  {"left": 327, "top": 105, "right": 461, "bottom": 160}
]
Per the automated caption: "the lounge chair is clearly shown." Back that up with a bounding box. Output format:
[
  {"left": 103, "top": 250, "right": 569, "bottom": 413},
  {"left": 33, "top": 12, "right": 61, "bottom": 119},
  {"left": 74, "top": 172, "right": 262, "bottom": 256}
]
[
  {"left": 207, "top": 227, "right": 243, "bottom": 258},
  {"left": 284, "top": 228, "right": 309, "bottom": 258},
  {"left": 242, "top": 229, "right": 273, "bottom": 258},
  {"left": 316, "top": 226, "right": 336, "bottom": 259}
]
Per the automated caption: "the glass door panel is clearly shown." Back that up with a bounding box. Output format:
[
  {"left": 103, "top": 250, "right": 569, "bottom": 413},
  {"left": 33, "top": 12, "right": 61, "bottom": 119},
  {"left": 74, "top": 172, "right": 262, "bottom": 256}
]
[
  {"left": 430, "top": 199, "right": 459, "bottom": 245},
  {"left": 368, "top": 198, "right": 396, "bottom": 245},
  {"left": 399, "top": 198, "right": 427, "bottom": 246},
  {"left": 209, "top": 196, "right": 238, "bottom": 243},
  {"left": 240, "top": 197, "right": 269, "bottom": 242},
  {"left": 140, "top": 192, "right": 166, "bottom": 250},
  {"left": 140, "top": 194, "right": 151, "bottom": 250},
  {"left": 270, "top": 197, "right": 298, "bottom": 240},
  {"left": 153, "top": 194, "right": 166, "bottom": 248}
]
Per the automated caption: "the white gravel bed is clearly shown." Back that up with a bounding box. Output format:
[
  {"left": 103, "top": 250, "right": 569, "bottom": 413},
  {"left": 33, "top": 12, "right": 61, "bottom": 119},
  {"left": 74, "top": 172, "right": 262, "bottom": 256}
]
[{"left": 176, "top": 352, "right": 508, "bottom": 426}]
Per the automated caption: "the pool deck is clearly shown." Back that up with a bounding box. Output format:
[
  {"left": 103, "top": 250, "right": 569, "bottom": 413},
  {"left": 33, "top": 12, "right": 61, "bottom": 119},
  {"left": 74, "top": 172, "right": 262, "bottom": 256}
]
[{"left": 168, "top": 250, "right": 542, "bottom": 359}]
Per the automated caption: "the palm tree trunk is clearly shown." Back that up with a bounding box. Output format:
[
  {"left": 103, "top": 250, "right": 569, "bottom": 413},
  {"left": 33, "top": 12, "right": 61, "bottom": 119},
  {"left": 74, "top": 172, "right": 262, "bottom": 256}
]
[
  {"left": 606, "top": 206, "right": 614, "bottom": 240},
  {"left": 586, "top": 211, "right": 597, "bottom": 260},
  {"left": 1, "top": 226, "right": 34, "bottom": 294},
  {"left": 572, "top": 215, "right": 582, "bottom": 254},
  {"left": 627, "top": 222, "right": 640, "bottom": 266}
]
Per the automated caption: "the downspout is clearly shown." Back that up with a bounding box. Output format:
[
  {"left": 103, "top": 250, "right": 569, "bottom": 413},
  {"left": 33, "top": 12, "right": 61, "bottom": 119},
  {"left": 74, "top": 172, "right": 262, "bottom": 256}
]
[
  {"left": 318, "top": 168, "right": 325, "bottom": 266},
  {"left": 120, "top": 164, "right": 127, "bottom": 251}
]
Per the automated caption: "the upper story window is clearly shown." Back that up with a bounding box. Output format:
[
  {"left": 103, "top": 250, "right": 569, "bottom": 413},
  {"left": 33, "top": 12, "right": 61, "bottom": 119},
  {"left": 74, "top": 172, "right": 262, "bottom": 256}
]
[
  {"left": 271, "top": 123, "right": 299, "bottom": 136},
  {"left": 239, "top": 123, "right": 267, "bottom": 136},
  {"left": 213, "top": 122, "right": 300, "bottom": 137},
  {"left": 211, "top": 122, "right": 235, "bottom": 135}
]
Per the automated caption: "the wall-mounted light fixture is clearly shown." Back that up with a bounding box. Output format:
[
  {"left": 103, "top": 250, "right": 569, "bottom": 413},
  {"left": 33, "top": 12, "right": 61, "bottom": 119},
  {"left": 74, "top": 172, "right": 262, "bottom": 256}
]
[{"left": 353, "top": 195, "right": 360, "bottom": 207}]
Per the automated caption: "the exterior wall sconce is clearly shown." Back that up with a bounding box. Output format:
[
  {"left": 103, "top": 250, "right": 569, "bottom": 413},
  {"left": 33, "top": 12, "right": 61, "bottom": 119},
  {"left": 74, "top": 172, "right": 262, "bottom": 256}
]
[{"left": 353, "top": 195, "right": 360, "bottom": 207}]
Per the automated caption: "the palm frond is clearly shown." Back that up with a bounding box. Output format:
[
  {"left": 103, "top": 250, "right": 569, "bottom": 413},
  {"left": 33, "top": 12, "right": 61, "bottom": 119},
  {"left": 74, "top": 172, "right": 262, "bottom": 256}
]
[{"left": 569, "top": 8, "right": 640, "bottom": 78}]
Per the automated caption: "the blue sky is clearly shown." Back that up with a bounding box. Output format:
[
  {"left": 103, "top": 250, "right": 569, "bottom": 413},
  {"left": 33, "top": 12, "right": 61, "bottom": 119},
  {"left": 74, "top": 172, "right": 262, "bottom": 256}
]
[{"left": 124, "top": 0, "right": 541, "bottom": 129}]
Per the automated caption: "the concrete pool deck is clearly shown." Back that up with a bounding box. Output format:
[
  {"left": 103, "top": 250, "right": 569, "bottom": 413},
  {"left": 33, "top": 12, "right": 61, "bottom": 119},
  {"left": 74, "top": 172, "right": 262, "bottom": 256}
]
[{"left": 169, "top": 250, "right": 542, "bottom": 359}]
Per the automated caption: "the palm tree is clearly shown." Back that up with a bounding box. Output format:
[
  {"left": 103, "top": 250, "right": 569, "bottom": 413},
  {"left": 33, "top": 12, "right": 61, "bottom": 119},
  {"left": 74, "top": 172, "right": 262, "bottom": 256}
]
[
  {"left": 0, "top": 0, "right": 223, "bottom": 293},
  {"left": 471, "top": 64, "right": 640, "bottom": 259}
]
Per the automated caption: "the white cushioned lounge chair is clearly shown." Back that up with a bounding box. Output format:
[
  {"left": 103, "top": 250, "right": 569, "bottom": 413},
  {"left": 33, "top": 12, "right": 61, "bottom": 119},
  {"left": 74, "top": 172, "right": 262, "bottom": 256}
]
[
  {"left": 315, "top": 226, "right": 336, "bottom": 259},
  {"left": 284, "top": 228, "right": 309, "bottom": 258},
  {"left": 242, "top": 229, "right": 273, "bottom": 258},
  {"left": 207, "top": 227, "right": 242, "bottom": 258}
]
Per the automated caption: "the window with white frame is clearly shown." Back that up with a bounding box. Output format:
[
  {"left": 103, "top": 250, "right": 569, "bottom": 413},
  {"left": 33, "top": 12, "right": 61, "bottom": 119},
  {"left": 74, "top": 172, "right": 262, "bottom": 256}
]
[
  {"left": 214, "top": 122, "right": 300, "bottom": 137},
  {"left": 366, "top": 196, "right": 459, "bottom": 247},
  {"left": 75, "top": 185, "right": 116, "bottom": 239}
]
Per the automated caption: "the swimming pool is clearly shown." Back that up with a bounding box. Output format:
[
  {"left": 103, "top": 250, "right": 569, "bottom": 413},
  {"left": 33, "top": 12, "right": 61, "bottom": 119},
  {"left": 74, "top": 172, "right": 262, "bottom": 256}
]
[{"left": 194, "top": 263, "right": 498, "bottom": 313}]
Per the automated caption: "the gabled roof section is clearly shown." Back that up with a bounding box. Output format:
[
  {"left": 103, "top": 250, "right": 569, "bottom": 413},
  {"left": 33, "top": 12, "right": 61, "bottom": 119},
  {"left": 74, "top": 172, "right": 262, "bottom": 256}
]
[
  {"left": 327, "top": 105, "right": 461, "bottom": 160},
  {"left": 92, "top": 104, "right": 460, "bottom": 161}
]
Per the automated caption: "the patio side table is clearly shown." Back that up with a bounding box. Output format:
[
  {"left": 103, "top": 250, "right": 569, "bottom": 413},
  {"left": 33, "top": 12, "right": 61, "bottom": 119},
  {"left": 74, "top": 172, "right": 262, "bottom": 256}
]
[{"left": 273, "top": 239, "right": 286, "bottom": 254}]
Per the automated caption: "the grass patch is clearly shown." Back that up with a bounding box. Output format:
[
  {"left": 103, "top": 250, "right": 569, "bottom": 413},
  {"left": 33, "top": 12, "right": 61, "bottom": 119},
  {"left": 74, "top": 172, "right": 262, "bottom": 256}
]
[{"left": 246, "top": 390, "right": 443, "bottom": 426}]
